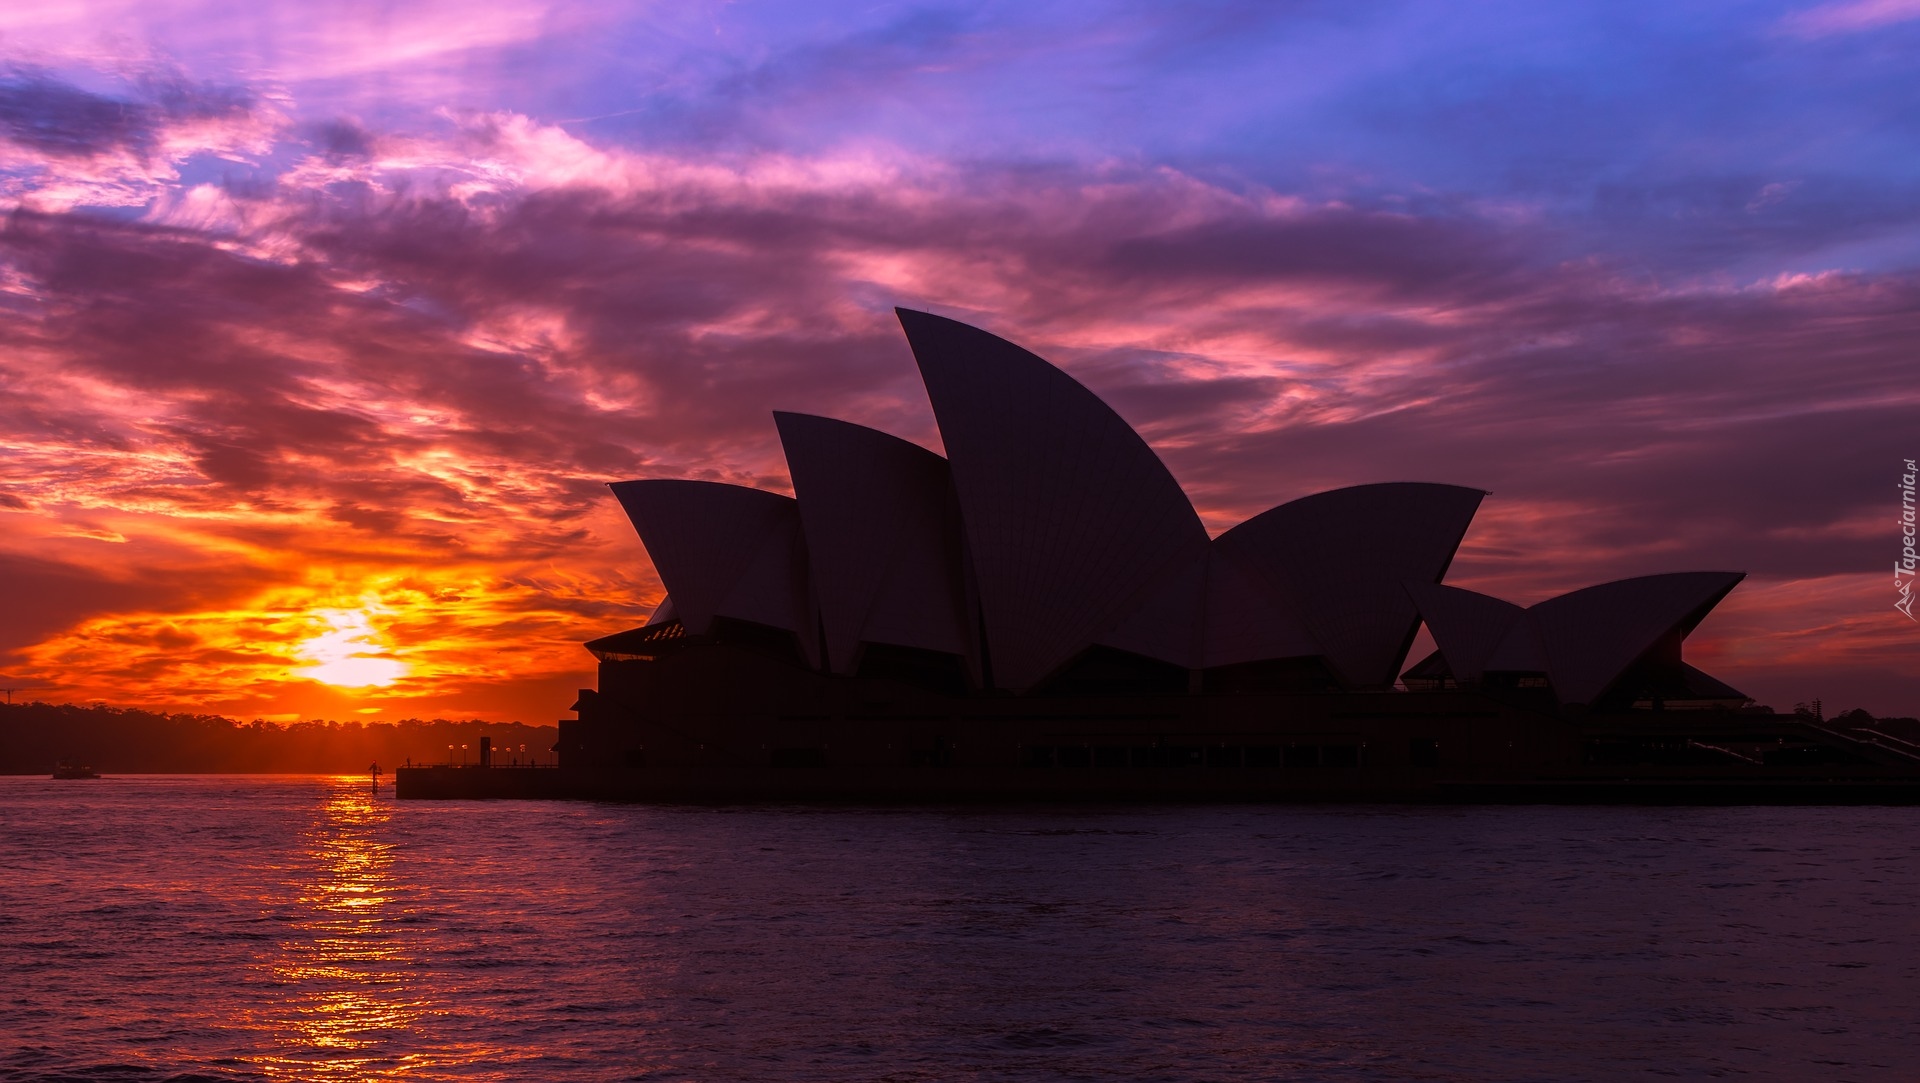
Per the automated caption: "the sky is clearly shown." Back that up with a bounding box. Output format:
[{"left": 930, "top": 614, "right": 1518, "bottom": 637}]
[{"left": 0, "top": 0, "right": 1916, "bottom": 722}]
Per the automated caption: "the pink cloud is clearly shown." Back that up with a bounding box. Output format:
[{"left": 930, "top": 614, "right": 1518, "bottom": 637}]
[{"left": 1781, "top": 0, "right": 1920, "bottom": 36}]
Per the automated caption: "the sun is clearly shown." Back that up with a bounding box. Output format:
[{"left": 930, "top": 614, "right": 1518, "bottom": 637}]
[{"left": 295, "top": 608, "right": 408, "bottom": 688}]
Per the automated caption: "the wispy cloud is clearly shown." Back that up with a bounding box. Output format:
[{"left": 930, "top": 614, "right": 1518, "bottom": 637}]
[
  {"left": 0, "top": 64, "right": 280, "bottom": 211},
  {"left": 1781, "top": 0, "right": 1920, "bottom": 36}
]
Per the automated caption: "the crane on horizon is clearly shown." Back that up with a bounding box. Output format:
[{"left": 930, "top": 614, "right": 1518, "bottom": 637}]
[{"left": 0, "top": 682, "right": 52, "bottom": 705}]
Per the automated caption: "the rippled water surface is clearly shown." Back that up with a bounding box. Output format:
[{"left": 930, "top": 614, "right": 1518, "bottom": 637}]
[{"left": 2, "top": 776, "right": 1916, "bottom": 1081}]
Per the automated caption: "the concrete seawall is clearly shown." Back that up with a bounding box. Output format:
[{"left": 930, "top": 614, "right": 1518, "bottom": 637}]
[{"left": 395, "top": 766, "right": 571, "bottom": 799}]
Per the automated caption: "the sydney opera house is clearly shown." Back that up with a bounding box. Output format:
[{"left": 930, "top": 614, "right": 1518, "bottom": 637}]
[{"left": 407, "top": 310, "right": 1920, "bottom": 800}]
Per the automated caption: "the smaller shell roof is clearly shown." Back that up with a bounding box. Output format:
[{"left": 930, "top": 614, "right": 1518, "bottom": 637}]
[
  {"left": 609, "top": 480, "right": 812, "bottom": 653},
  {"left": 1528, "top": 571, "right": 1745, "bottom": 706},
  {"left": 775, "top": 411, "right": 971, "bottom": 675},
  {"left": 1402, "top": 582, "right": 1526, "bottom": 684},
  {"left": 1216, "top": 483, "right": 1484, "bottom": 688},
  {"left": 1403, "top": 571, "right": 1745, "bottom": 705}
]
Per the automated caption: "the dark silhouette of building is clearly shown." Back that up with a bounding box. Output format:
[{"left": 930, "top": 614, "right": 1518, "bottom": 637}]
[{"left": 400, "top": 310, "right": 1920, "bottom": 801}]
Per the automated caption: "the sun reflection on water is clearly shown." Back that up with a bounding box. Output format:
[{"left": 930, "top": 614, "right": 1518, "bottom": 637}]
[{"left": 260, "top": 779, "right": 428, "bottom": 1080}]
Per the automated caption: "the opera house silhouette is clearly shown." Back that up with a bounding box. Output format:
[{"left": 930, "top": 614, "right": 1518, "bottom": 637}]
[{"left": 403, "top": 310, "right": 1920, "bottom": 800}]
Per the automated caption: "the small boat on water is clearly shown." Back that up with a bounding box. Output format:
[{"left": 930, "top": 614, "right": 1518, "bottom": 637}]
[{"left": 52, "top": 761, "right": 101, "bottom": 780}]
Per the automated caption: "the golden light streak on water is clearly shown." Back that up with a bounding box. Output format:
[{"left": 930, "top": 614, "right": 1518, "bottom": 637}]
[{"left": 259, "top": 782, "right": 431, "bottom": 1080}]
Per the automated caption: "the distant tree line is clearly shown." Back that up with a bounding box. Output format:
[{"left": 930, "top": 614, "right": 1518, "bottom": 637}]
[
  {"left": 0, "top": 702, "right": 558, "bottom": 774},
  {"left": 1821, "top": 707, "right": 1920, "bottom": 743}
]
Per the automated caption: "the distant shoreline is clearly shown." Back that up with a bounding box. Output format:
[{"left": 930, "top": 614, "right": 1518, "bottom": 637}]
[
  {"left": 0, "top": 701, "right": 557, "bottom": 775},
  {"left": 8, "top": 770, "right": 422, "bottom": 776}
]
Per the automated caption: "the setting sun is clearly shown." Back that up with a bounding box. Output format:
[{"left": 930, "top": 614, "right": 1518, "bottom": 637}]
[{"left": 295, "top": 609, "right": 408, "bottom": 689}]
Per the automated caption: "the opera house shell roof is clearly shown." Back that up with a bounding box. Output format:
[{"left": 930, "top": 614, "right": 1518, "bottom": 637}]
[{"left": 595, "top": 309, "right": 1746, "bottom": 712}]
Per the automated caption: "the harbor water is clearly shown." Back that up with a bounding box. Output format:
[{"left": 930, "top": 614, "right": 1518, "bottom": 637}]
[{"left": 1, "top": 775, "right": 1913, "bottom": 1081}]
